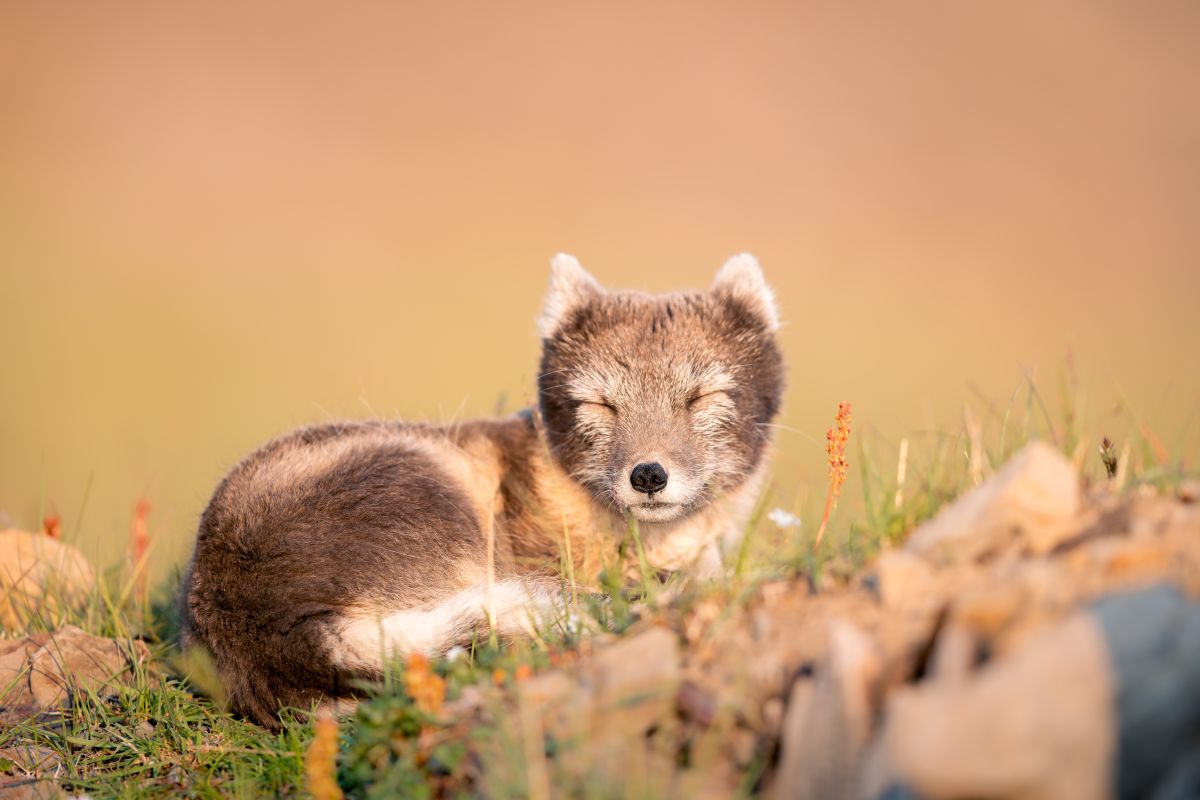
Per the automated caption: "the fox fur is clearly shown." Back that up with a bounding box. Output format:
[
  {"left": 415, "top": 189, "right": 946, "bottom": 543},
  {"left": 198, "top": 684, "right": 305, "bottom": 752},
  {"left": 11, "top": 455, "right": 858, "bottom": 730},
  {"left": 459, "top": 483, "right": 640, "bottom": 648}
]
[{"left": 180, "top": 254, "right": 785, "bottom": 727}]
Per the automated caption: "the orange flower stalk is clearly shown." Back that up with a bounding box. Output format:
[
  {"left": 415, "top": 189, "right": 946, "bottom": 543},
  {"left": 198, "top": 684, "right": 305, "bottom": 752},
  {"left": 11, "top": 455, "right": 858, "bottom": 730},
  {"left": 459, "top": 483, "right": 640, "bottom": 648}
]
[
  {"left": 815, "top": 402, "right": 852, "bottom": 548},
  {"left": 41, "top": 513, "right": 61, "bottom": 540},
  {"left": 130, "top": 499, "right": 152, "bottom": 607},
  {"left": 305, "top": 717, "right": 344, "bottom": 800}
]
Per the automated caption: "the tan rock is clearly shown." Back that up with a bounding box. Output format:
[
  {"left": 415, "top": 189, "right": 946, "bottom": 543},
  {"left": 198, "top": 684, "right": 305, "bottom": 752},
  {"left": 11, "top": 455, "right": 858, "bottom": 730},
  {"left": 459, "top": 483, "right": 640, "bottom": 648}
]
[
  {"left": 29, "top": 625, "right": 150, "bottom": 709},
  {"left": 518, "top": 669, "right": 580, "bottom": 747},
  {"left": 512, "top": 625, "right": 680, "bottom": 788},
  {"left": 0, "top": 777, "right": 64, "bottom": 799},
  {"left": 589, "top": 625, "right": 680, "bottom": 741},
  {"left": 953, "top": 582, "right": 1026, "bottom": 638},
  {"left": 0, "top": 529, "right": 96, "bottom": 630},
  {"left": 769, "top": 621, "right": 882, "bottom": 800},
  {"left": 1, "top": 626, "right": 150, "bottom": 724},
  {"left": 1095, "top": 539, "right": 1171, "bottom": 581},
  {"left": 0, "top": 743, "right": 57, "bottom": 773},
  {"left": 876, "top": 613, "right": 1114, "bottom": 800},
  {"left": 0, "top": 639, "right": 42, "bottom": 718},
  {"left": 872, "top": 550, "right": 937, "bottom": 610},
  {"left": 906, "top": 442, "right": 1081, "bottom": 562}
]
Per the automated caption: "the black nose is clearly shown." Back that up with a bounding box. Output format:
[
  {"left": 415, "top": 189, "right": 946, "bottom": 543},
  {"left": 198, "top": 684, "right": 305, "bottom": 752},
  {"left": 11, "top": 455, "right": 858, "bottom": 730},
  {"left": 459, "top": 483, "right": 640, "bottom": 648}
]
[{"left": 630, "top": 462, "right": 668, "bottom": 494}]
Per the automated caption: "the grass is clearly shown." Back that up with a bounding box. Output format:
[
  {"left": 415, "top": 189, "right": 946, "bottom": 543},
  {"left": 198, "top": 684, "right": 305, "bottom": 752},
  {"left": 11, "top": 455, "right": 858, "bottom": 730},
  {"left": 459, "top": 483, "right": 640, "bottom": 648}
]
[{"left": 2, "top": 375, "right": 1197, "bottom": 798}]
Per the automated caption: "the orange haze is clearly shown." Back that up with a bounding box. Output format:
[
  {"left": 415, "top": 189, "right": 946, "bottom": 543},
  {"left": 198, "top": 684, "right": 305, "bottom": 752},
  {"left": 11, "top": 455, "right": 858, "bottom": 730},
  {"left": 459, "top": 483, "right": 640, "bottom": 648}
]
[{"left": 2, "top": 2, "right": 1198, "bottom": 573}]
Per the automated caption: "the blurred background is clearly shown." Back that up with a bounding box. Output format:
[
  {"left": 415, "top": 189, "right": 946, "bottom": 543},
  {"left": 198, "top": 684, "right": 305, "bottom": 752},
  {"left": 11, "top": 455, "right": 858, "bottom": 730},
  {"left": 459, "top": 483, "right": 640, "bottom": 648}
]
[{"left": 2, "top": 2, "right": 1198, "bottom": 578}]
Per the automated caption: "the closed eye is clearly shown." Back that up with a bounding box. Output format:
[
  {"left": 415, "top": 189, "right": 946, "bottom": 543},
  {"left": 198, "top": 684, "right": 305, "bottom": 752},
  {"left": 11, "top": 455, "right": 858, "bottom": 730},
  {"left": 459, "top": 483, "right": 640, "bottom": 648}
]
[
  {"left": 688, "top": 390, "right": 728, "bottom": 408},
  {"left": 579, "top": 400, "right": 618, "bottom": 414}
]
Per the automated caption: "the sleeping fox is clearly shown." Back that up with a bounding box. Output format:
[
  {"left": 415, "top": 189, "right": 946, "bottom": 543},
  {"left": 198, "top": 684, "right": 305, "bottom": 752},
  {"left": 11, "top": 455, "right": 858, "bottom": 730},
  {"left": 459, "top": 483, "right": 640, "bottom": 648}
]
[{"left": 180, "top": 253, "right": 785, "bottom": 727}]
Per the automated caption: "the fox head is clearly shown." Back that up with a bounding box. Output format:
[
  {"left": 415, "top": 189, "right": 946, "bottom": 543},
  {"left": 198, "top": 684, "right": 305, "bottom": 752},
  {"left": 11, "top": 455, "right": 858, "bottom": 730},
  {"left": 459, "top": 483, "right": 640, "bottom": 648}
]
[{"left": 536, "top": 254, "right": 785, "bottom": 525}]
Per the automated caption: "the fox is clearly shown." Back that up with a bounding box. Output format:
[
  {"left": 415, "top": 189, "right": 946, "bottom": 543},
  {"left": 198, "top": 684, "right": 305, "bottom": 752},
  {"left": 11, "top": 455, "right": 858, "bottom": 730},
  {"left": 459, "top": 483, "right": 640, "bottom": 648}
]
[{"left": 179, "top": 253, "right": 785, "bottom": 727}]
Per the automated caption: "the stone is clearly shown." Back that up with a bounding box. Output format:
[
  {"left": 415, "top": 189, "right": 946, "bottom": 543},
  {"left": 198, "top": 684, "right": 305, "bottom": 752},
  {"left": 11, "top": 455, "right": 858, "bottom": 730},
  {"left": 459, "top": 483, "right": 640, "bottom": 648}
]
[
  {"left": 0, "top": 777, "right": 63, "bottom": 799},
  {"left": 588, "top": 625, "right": 680, "bottom": 741},
  {"left": 518, "top": 669, "right": 579, "bottom": 746},
  {"left": 875, "top": 613, "right": 1114, "bottom": 800},
  {"left": 871, "top": 551, "right": 936, "bottom": 610},
  {"left": 769, "top": 621, "right": 882, "bottom": 800},
  {"left": 0, "top": 744, "right": 57, "bottom": 773},
  {"left": 512, "top": 625, "right": 680, "bottom": 787},
  {"left": 952, "top": 583, "right": 1026, "bottom": 639},
  {"left": 905, "top": 442, "right": 1081, "bottom": 563},
  {"left": 676, "top": 680, "right": 717, "bottom": 727},
  {"left": 1, "top": 626, "right": 150, "bottom": 724},
  {"left": 0, "top": 529, "right": 96, "bottom": 630},
  {"left": 1091, "top": 585, "right": 1200, "bottom": 799},
  {"left": 28, "top": 625, "right": 150, "bottom": 709},
  {"left": 1177, "top": 480, "right": 1200, "bottom": 504}
]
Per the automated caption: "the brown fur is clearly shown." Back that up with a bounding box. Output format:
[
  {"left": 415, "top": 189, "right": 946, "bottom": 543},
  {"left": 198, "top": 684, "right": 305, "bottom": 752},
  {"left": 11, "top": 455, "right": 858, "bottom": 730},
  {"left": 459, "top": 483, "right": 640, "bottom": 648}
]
[{"left": 180, "top": 254, "right": 785, "bottom": 727}]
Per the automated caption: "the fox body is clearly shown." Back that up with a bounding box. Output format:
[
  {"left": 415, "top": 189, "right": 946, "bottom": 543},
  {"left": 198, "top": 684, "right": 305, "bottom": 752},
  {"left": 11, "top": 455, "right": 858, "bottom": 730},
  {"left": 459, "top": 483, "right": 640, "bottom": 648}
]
[{"left": 180, "top": 254, "right": 785, "bottom": 727}]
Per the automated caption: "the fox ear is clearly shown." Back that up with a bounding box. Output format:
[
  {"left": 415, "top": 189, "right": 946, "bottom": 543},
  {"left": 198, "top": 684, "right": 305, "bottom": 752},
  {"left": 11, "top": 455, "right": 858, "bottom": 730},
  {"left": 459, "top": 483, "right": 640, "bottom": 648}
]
[
  {"left": 711, "top": 253, "right": 780, "bottom": 331},
  {"left": 539, "top": 253, "right": 603, "bottom": 338}
]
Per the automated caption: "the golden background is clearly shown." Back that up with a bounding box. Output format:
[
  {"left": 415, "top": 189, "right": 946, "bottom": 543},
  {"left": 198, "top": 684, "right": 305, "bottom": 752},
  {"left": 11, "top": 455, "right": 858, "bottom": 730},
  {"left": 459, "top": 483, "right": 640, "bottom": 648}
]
[{"left": 2, "top": 2, "right": 1198, "bottom": 576}]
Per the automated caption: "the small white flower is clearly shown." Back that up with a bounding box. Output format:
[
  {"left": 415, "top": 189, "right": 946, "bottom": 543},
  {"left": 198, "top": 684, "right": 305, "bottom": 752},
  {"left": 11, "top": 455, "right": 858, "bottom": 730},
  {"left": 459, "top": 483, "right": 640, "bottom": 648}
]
[
  {"left": 768, "top": 508, "right": 802, "bottom": 529},
  {"left": 445, "top": 645, "right": 467, "bottom": 662}
]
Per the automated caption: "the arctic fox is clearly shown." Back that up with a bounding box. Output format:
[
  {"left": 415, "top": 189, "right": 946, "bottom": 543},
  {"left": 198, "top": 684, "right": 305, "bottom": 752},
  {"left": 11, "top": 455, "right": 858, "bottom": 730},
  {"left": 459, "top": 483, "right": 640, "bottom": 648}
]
[{"left": 180, "top": 254, "right": 785, "bottom": 727}]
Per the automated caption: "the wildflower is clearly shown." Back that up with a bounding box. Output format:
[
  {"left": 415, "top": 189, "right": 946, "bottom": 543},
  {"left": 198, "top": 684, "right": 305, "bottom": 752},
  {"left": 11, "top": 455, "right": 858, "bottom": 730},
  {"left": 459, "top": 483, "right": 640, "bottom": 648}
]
[
  {"left": 404, "top": 652, "right": 445, "bottom": 715},
  {"left": 445, "top": 645, "right": 467, "bottom": 662},
  {"left": 816, "top": 402, "right": 852, "bottom": 548},
  {"left": 305, "top": 718, "right": 344, "bottom": 800},
  {"left": 767, "top": 508, "right": 802, "bottom": 530}
]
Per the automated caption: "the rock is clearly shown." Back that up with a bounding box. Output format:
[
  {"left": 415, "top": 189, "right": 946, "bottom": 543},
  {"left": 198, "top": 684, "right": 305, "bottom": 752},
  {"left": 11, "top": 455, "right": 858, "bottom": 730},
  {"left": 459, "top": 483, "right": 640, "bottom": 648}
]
[
  {"left": 769, "top": 621, "right": 883, "bottom": 800},
  {"left": 28, "top": 625, "right": 150, "bottom": 709},
  {"left": 0, "top": 738, "right": 61, "bottom": 798},
  {"left": 588, "top": 625, "right": 680, "bottom": 742},
  {"left": 513, "top": 625, "right": 680, "bottom": 787},
  {"left": 676, "top": 680, "right": 718, "bottom": 727},
  {"left": 926, "top": 624, "right": 979, "bottom": 682},
  {"left": 951, "top": 582, "right": 1026, "bottom": 639},
  {"left": 1093, "top": 538, "right": 1171, "bottom": 581},
  {"left": 871, "top": 551, "right": 936, "bottom": 610},
  {"left": 0, "top": 626, "right": 150, "bottom": 724},
  {"left": 0, "top": 777, "right": 64, "bottom": 799},
  {"left": 1091, "top": 585, "right": 1200, "bottom": 799},
  {"left": 770, "top": 678, "right": 815, "bottom": 799},
  {"left": 874, "top": 612, "right": 1114, "bottom": 800},
  {"left": 905, "top": 442, "right": 1081, "bottom": 563},
  {"left": 0, "top": 529, "right": 96, "bottom": 630},
  {"left": 518, "top": 669, "right": 579, "bottom": 746},
  {"left": 0, "top": 744, "right": 57, "bottom": 774},
  {"left": 1177, "top": 480, "right": 1200, "bottom": 504}
]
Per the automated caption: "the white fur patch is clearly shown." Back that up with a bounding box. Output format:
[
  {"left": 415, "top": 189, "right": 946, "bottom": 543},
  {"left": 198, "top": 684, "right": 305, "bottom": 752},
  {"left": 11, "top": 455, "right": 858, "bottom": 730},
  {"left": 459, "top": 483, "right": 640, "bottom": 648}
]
[
  {"left": 538, "top": 253, "right": 602, "bottom": 339},
  {"left": 333, "top": 579, "right": 562, "bottom": 670},
  {"left": 711, "top": 253, "right": 780, "bottom": 331}
]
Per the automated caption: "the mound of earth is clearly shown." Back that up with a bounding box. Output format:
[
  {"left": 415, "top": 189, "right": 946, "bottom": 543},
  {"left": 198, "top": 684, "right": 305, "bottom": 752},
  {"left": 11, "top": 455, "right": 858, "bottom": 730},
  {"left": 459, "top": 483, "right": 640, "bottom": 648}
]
[{"left": 453, "top": 442, "right": 1200, "bottom": 798}]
